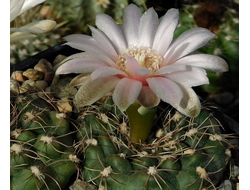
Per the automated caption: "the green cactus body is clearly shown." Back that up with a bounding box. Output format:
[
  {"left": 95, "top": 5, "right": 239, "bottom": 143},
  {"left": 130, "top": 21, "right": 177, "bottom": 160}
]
[
  {"left": 75, "top": 98, "right": 232, "bottom": 190},
  {"left": 10, "top": 95, "right": 77, "bottom": 190},
  {"left": 11, "top": 93, "right": 234, "bottom": 189}
]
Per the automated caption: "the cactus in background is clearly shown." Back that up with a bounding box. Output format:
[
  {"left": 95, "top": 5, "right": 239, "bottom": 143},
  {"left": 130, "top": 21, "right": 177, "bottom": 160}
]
[
  {"left": 42, "top": 0, "right": 147, "bottom": 33},
  {"left": 10, "top": 0, "right": 148, "bottom": 64},
  {"left": 10, "top": 94, "right": 78, "bottom": 190},
  {"left": 75, "top": 97, "right": 233, "bottom": 190},
  {"left": 175, "top": 2, "right": 239, "bottom": 93}
]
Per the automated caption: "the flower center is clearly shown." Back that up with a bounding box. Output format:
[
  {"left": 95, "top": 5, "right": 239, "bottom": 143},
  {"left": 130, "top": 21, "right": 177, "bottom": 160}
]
[{"left": 116, "top": 47, "right": 163, "bottom": 73}]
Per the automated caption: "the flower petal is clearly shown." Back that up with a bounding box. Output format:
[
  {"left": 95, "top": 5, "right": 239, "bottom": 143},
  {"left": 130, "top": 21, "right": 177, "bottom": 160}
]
[
  {"left": 153, "top": 8, "right": 179, "bottom": 55},
  {"left": 147, "top": 77, "right": 201, "bottom": 117},
  {"left": 173, "top": 53, "right": 229, "bottom": 72},
  {"left": 10, "top": 0, "right": 25, "bottom": 22},
  {"left": 91, "top": 67, "right": 127, "bottom": 81},
  {"left": 164, "top": 28, "right": 215, "bottom": 63},
  {"left": 147, "top": 77, "right": 183, "bottom": 109},
  {"left": 131, "top": 68, "right": 152, "bottom": 76},
  {"left": 56, "top": 54, "right": 110, "bottom": 75},
  {"left": 176, "top": 86, "right": 201, "bottom": 117},
  {"left": 124, "top": 55, "right": 141, "bottom": 71},
  {"left": 123, "top": 4, "right": 142, "bottom": 46},
  {"left": 18, "top": 0, "right": 45, "bottom": 18},
  {"left": 154, "top": 64, "right": 190, "bottom": 75},
  {"left": 89, "top": 26, "right": 118, "bottom": 61},
  {"left": 139, "top": 7, "right": 159, "bottom": 47},
  {"left": 75, "top": 76, "right": 120, "bottom": 108},
  {"left": 113, "top": 78, "right": 142, "bottom": 111},
  {"left": 96, "top": 13, "right": 127, "bottom": 53},
  {"left": 70, "top": 73, "right": 90, "bottom": 87},
  {"left": 64, "top": 34, "right": 106, "bottom": 54},
  {"left": 166, "top": 66, "right": 209, "bottom": 87},
  {"left": 10, "top": 0, "right": 45, "bottom": 22},
  {"left": 137, "top": 86, "right": 160, "bottom": 108},
  {"left": 10, "top": 20, "right": 56, "bottom": 34}
]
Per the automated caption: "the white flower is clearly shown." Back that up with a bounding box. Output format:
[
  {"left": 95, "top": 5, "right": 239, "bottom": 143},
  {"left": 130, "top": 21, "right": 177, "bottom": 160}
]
[
  {"left": 56, "top": 4, "right": 228, "bottom": 117},
  {"left": 10, "top": 0, "right": 56, "bottom": 43},
  {"left": 10, "top": 0, "right": 46, "bottom": 22}
]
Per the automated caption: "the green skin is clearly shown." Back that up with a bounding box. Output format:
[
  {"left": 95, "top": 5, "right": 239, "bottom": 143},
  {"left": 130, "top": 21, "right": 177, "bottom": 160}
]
[
  {"left": 80, "top": 108, "right": 230, "bottom": 190},
  {"left": 10, "top": 96, "right": 77, "bottom": 190},
  {"left": 10, "top": 95, "right": 231, "bottom": 190}
]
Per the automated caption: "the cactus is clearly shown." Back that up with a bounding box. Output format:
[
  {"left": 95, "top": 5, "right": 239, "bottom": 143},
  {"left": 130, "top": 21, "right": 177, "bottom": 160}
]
[
  {"left": 10, "top": 92, "right": 235, "bottom": 189},
  {"left": 10, "top": 2, "right": 238, "bottom": 189},
  {"left": 75, "top": 97, "right": 233, "bottom": 190},
  {"left": 10, "top": 94, "right": 78, "bottom": 190}
]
